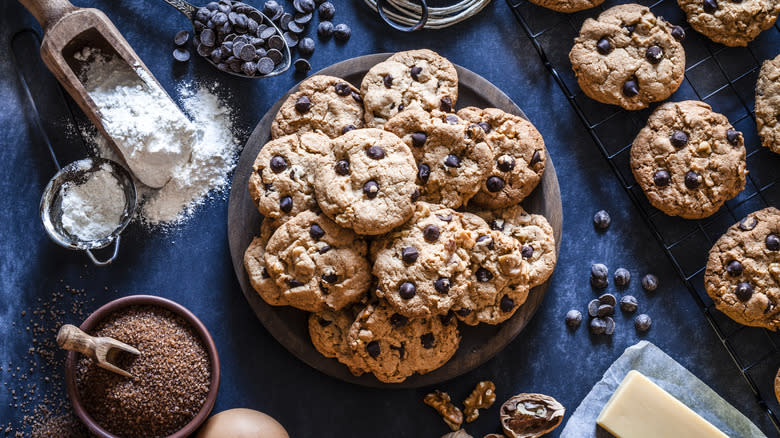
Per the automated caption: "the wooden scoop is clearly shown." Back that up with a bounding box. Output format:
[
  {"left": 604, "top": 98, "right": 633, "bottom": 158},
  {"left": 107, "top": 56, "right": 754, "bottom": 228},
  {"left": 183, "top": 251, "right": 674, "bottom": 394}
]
[
  {"left": 57, "top": 324, "right": 140, "bottom": 378},
  {"left": 18, "top": 0, "right": 189, "bottom": 189}
]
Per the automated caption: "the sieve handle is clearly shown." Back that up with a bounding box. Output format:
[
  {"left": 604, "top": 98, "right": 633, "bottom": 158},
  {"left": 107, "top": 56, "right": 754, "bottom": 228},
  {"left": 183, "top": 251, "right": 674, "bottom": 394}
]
[
  {"left": 376, "top": 0, "right": 428, "bottom": 32},
  {"left": 86, "top": 235, "right": 121, "bottom": 266}
]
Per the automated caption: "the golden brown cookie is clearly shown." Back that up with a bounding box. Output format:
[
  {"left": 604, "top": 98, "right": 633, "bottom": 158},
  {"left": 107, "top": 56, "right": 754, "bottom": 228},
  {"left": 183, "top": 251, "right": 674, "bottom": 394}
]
[
  {"left": 309, "top": 305, "right": 369, "bottom": 376},
  {"left": 677, "top": 0, "right": 780, "bottom": 47},
  {"left": 528, "top": 0, "right": 604, "bottom": 13},
  {"left": 756, "top": 54, "right": 780, "bottom": 154},
  {"left": 243, "top": 220, "right": 287, "bottom": 306}
]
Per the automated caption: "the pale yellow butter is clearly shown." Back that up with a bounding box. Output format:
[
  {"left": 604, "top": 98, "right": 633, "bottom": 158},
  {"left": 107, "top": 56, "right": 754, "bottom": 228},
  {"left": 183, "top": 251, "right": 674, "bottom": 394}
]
[{"left": 596, "top": 370, "right": 728, "bottom": 438}]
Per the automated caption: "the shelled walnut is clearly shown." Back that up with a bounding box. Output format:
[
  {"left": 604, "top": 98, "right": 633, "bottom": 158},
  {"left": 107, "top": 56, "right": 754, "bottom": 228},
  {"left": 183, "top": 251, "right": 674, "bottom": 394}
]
[
  {"left": 463, "top": 381, "right": 497, "bottom": 423},
  {"left": 500, "top": 393, "right": 564, "bottom": 438},
  {"left": 441, "top": 430, "right": 473, "bottom": 438},
  {"left": 425, "top": 390, "right": 464, "bottom": 431}
]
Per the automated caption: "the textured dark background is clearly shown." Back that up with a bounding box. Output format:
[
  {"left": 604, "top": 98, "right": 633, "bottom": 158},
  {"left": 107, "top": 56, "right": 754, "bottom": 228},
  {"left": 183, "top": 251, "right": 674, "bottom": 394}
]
[{"left": 0, "top": 0, "right": 776, "bottom": 436}]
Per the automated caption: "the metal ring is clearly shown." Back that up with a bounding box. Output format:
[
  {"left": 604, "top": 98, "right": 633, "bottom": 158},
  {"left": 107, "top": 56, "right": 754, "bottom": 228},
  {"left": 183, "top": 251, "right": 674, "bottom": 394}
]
[
  {"left": 86, "top": 236, "right": 121, "bottom": 266},
  {"left": 376, "top": 0, "right": 428, "bottom": 32}
]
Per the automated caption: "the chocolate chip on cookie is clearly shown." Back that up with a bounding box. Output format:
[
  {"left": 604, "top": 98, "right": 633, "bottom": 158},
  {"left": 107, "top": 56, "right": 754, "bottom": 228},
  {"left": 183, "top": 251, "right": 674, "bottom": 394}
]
[
  {"left": 243, "top": 220, "right": 288, "bottom": 306},
  {"left": 309, "top": 305, "right": 369, "bottom": 376}
]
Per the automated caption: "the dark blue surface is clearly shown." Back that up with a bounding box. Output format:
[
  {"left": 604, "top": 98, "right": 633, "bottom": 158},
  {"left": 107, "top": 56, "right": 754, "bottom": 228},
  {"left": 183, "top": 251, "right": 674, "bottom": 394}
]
[{"left": 0, "top": 0, "right": 777, "bottom": 436}]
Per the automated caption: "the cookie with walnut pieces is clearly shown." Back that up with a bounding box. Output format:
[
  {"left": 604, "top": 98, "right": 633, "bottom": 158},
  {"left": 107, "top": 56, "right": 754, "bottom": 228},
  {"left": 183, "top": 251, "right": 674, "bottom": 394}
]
[
  {"left": 243, "top": 219, "right": 287, "bottom": 306},
  {"left": 309, "top": 305, "right": 369, "bottom": 376},
  {"left": 756, "top": 54, "right": 780, "bottom": 154}
]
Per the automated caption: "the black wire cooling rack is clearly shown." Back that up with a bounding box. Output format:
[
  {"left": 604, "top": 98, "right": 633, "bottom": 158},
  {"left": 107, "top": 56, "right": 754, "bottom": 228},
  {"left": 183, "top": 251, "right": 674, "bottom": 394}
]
[{"left": 506, "top": 0, "right": 780, "bottom": 431}]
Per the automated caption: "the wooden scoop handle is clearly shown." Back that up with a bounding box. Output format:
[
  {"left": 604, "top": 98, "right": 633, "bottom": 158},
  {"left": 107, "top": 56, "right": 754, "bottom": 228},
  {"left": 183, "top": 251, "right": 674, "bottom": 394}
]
[
  {"left": 57, "top": 323, "right": 97, "bottom": 360},
  {"left": 17, "top": 0, "right": 78, "bottom": 31}
]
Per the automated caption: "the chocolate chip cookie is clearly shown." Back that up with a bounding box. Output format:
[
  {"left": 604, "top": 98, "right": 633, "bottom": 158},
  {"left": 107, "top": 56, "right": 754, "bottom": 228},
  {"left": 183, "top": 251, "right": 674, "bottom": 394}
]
[
  {"left": 347, "top": 300, "right": 461, "bottom": 383},
  {"left": 528, "top": 0, "right": 604, "bottom": 13},
  {"left": 457, "top": 107, "right": 547, "bottom": 208},
  {"left": 474, "top": 205, "right": 557, "bottom": 288},
  {"left": 248, "top": 133, "right": 328, "bottom": 221},
  {"left": 630, "top": 100, "right": 747, "bottom": 219},
  {"left": 756, "top": 54, "right": 780, "bottom": 154},
  {"left": 678, "top": 0, "right": 780, "bottom": 47},
  {"left": 314, "top": 128, "right": 418, "bottom": 235},
  {"left": 271, "top": 75, "right": 365, "bottom": 139},
  {"left": 243, "top": 220, "right": 287, "bottom": 306},
  {"left": 384, "top": 109, "right": 492, "bottom": 208},
  {"left": 264, "top": 210, "right": 371, "bottom": 312},
  {"left": 372, "top": 202, "right": 475, "bottom": 318},
  {"left": 309, "top": 306, "right": 369, "bottom": 376},
  {"left": 705, "top": 207, "right": 780, "bottom": 330},
  {"left": 569, "top": 4, "right": 686, "bottom": 110},
  {"left": 360, "top": 49, "right": 458, "bottom": 128},
  {"left": 775, "top": 367, "right": 780, "bottom": 404}
]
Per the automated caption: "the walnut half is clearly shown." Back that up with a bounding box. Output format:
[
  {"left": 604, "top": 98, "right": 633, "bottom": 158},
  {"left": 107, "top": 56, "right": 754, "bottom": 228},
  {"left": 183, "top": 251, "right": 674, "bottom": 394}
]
[
  {"left": 425, "top": 390, "right": 464, "bottom": 431},
  {"left": 463, "top": 381, "right": 497, "bottom": 423},
  {"left": 500, "top": 393, "right": 565, "bottom": 438}
]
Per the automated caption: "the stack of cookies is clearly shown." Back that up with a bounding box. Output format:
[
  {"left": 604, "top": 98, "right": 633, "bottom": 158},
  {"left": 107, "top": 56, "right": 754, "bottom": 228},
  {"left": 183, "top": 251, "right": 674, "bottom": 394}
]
[{"left": 243, "top": 49, "right": 557, "bottom": 383}]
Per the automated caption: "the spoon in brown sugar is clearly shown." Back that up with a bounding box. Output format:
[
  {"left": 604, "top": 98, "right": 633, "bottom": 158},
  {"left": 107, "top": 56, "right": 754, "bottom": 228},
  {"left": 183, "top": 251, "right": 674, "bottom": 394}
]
[{"left": 57, "top": 324, "right": 140, "bottom": 378}]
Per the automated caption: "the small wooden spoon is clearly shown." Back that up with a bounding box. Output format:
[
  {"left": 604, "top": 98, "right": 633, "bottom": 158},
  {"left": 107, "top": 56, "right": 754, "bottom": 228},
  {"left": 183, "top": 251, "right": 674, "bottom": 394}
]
[
  {"left": 57, "top": 324, "right": 140, "bottom": 378},
  {"left": 17, "top": 0, "right": 190, "bottom": 189}
]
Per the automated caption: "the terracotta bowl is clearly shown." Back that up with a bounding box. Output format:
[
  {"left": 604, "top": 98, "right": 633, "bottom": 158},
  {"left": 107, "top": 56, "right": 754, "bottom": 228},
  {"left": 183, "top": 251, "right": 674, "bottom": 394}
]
[{"left": 64, "top": 295, "right": 221, "bottom": 438}]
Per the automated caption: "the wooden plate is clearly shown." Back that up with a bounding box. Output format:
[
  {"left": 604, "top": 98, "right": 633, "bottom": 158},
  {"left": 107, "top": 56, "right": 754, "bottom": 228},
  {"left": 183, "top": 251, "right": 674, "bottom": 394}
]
[{"left": 227, "top": 54, "right": 562, "bottom": 388}]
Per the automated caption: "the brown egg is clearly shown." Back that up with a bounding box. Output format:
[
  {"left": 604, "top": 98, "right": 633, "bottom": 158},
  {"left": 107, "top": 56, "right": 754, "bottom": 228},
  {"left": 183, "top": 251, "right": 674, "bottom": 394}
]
[{"left": 196, "top": 408, "right": 290, "bottom": 438}]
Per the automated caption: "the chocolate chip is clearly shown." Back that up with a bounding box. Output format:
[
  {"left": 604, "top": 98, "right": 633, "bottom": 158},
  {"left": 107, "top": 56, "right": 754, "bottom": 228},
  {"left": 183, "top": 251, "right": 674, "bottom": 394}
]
[
  {"left": 767, "top": 234, "right": 780, "bottom": 251},
  {"left": 280, "top": 196, "right": 293, "bottom": 213},
  {"left": 591, "top": 276, "right": 608, "bottom": 290},
  {"left": 529, "top": 150, "right": 542, "bottom": 167},
  {"left": 295, "top": 96, "right": 311, "bottom": 113},
  {"left": 333, "top": 23, "right": 350, "bottom": 41},
  {"left": 318, "top": 245, "right": 331, "bottom": 254},
  {"left": 398, "top": 104, "right": 405, "bottom": 111},
  {"left": 444, "top": 115, "right": 459, "bottom": 125},
  {"left": 334, "top": 82, "right": 351, "bottom": 96},
  {"left": 309, "top": 223, "right": 325, "bottom": 239},
  {"left": 726, "top": 128, "right": 741, "bottom": 145},
  {"left": 597, "top": 37, "right": 612, "bottom": 55},
  {"left": 490, "top": 219, "right": 504, "bottom": 231},
  {"left": 703, "top": 0, "right": 718, "bottom": 13},
  {"left": 334, "top": 159, "right": 350, "bottom": 175},
  {"left": 298, "top": 37, "right": 315, "bottom": 57},
  {"left": 341, "top": 125, "right": 356, "bottom": 135},
  {"left": 521, "top": 245, "right": 533, "bottom": 259},
  {"left": 739, "top": 216, "right": 758, "bottom": 231},
  {"left": 436, "top": 214, "right": 453, "bottom": 222},
  {"left": 593, "top": 210, "right": 611, "bottom": 230},
  {"left": 390, "top": 313, "right": 408, "bottom": 328},
  {"left": 434, "top": 278, "right": 451, "bottom": 294},
  {"left": 317, "top": 317, "right": 332, "bottom": 327},
  {"left": 288, "top": 279, "right": 304, "bottom": 288},
  {"left": 261, "top": 267, "right": 270, "bottom": 279},
  {"left": 366, "top": 145, "right": 385, "bottom": 159},
  {"left": 411, "top": 189, "right": 420, "bottom": 201},
  {"left": 614, "top": 268, "right": 631, "bottom": 288},
  {"left": 654, "top": 170, "right": 671, "bottom": 186},
  {"left": 590, "top": 317, "right": 607, "bottom": 335},
  {"left": 351, "top": 92, "right": 362, "bottom": 103},
  {"left": 735, "top": 282, "right": 753, "bottom": 301},
  {"left": 363, "top": 180, "right": 379, "bottom": 199},
  {"left": 591, "top": 263, "right": 608, "bottom": 280},
  {"left": 321, "top": 272, "right": 337, "bottom": 283},
  {"left": 672, "top": 26, "right": 686, "bottom": 41},
  {"left": 410, "top": 66, "right": 422, "bottom": 81},
  {"left": 318, "top": 20, "right": 333, "bottom": 39},
  {"left": 684, "top": 171, "right": 700, "bottom": 189},
  {"left": 624, "top": 24, "right": 636, "bottom": 34},
  {"left": 383, "top": 75, "right": 393, "bottom": 88},
  {"left": 670, "top": 130, "right": 688, "bottom": 148},
  {"left": 401, "top": 246, "right": 419, "bottom": 264},
  {"left": 318, "top": 1, "right": 335, "bottom": 19},
  {"left": 623, "top": 79, "right": 639, "bottom": 97},
  {"left": 604, "top": 316, "right": 616, "bottom": 335},
  {"left": 294, "top": 0, "right": 315, "bottom": 13},
  {"left": 634, "top": 314, "right": 652, "bottom": 332},
  {"left": 420, "top": 333, "right": 435, "bottom": 349},
  {"left": 565, "top": 310, "right": 582, "bottom": 328},
  {"left": 645, "top": 45, "right": 663, "bottom": 64},
  {"left": 486, "top": 176, "right": 505, "bottom": 192},
  {"left": 423, "top": 224, "right": 440, "bottom": 242},
  {"left": 440, "top": 96, "right": 453, "bottom": 112},
  {"left": 294, "top": 12, "right": 313, "bottom": 25},
  {"left": 439, "top": 311, "right": 455, "bottom": 325},
  {"left": 366, "top": 340, "right": 381, "bottom": 358},
  {"left": 599, "top": 293, "right": 617, "bottom": 307},
  {"left": 270, "top": 155, "right": 287, "bottom": 173},
  {"left": 399, "top": 282, "right": 416, "bottom": 299},
  {"left": 444, "top": 154, "right": 461, "bottom": 168},
  {"left": 456, "top": 308, "right": 472, "bottom": 316},
  {"left": 173, "top": 48, "right": 191, "bottom": 62},
  {"left": 261, "top": 57, "right": 279, "bottom": 74},
  {"left": 478, "top": 122, "right": 491, "bottom": 133},
  {"left": 588, "top": 299, "right": 600, "bottom": 317},
  {"left": 497, "top": 155, "right": 515, "bottom": 172},
  {"left": 476, "top": 267, "right": 493, "bottom": 282},
  {"left": 499, "top": 295, "right": 515, "bottom": 312},
  {"left": 411, "top": 132, "right": 427, "bottom": 147},
  {"left": 727, "top": 260, "right": 743, "bottom": 276},
  {"left": 597, "top": 304, "right": 614, "bottom": 317},
  {"left": 200, "top": 28, "right": 216, "bottom": 46},
  {"left": 241, "top": 61, "right": 257, "bottom": 76},
  {"left": 418, "top": 163, "right": 430, "bottom": 183},
  {"left": 642, "top": 274, "right": 658, "bottom": 291},
  {"left": 620, "top": 295, "right": 638, "bottom": 313}
]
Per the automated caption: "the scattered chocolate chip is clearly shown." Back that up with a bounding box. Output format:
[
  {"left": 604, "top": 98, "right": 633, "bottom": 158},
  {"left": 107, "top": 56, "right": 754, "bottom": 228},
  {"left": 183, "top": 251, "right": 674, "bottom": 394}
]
[
  {"left": 597, "top": 304, "right": 614, "bottom": 317},
  {"left": 440, "top": 96, "right": 453, "bottom": 112},
  {"left": 420, "top": 332, "right": 435, "bottom": 349},
  {"left": 565, "top": 310, "right": 583, "bottom": 328},
  {"left": 521, "top": 245, "right": 533, "bottom": 259},
  {"left": 739, "top": 216, "right": 758, "bottom": 231},
  {"left": 486, "top": 176, "right": 505, "bottom": 192},
  {"left": 434, "top": 278, "right": 451, "bottom": 294},
  {"left": 593, "top": 210, "right": 611, "bottom": 230},
  {"left": 620, "top": 295, "right": 638, "bottom": 313},
  {"left": 317, "top": 20, "right": 334, "bottom": 39},
  {"left": 726, "top": 128, "right": 741, "bottom": 145},
  {"left": 703, "top": 0, "right": 718, "bottom": 13},
  {"left": 390, "top": 313, "right": 408, "bottom": 328},
  {"left": 418, "top": 163, "right": 430, "bottom": 183},
  {"left": 333, "top": 23, "right": 351, "bottom": 41},
  {"left": 318, "top": 1, "right": 335, "bottom": 19},
  {"left": 641, "top": 274, "right": 658, "bottom": 291},
  {"left": 335, "top": 159, "right": 350, "bottom": 175},
  {"left": 294, "top": 11, "right": 313, "bottom": 24},
  {"left": 341, "top": 125, "right": 356, "bottom": 134},
  {"left": 591, "top": 263, "right": 608, "bottom": 280},
  {"left": 174, "top": 30, "right": 190, "bottom": 46},
  {"left": 411, "top": 132, "right": 427, "bottom": 147},
  {"left": 288, "top": 279, "right": 304, "bottom": 288},
  {"left": 604, "top": 316, "right": 616, "bottom": 335},
  {"left": 672, "top": 26, "right": 686, "bottom": 41},
  {"left": 173, "top": 48, "right": 191, "bottom": 62},
  {"left": 363, "top": 180, "right": 379, "bottom": 199},
  {"left": 309, "top": 223, "right": 325, "bottom": 239},
  {"left": 399, "top": 282, "right": 416, "bottom": 299},
  {"left": 476, "top": 268, "right": 493, "bottom": 282},
  {"left": 670, "top": 130, "right": 689, "bottom": 148},
  {"left": 366, "top": 340, "right": 381, "bottom": 358},
  {"left": 499, "top": 295, "right": 515, "bottom": 312},
  {"left": 634, "top": 314, "right": 652, "bottom": 332},
  {"left": 645, "top": 45, "right": 663, "bottom": 64},
  {"left": 383, "top": 74, "right": 393, "bottom": 88},
  {"left": 614, "top": 268, "right": 631, "bottom": 288},
  {"left": 767, "top": 234, "right": 780, "bottom": 251},
  {"left": 295, "top": 96, "right": 311, "bottom": 113},
  {"left": 298, "top": 37, "right": 315, "bottom": 57},
  {"left": 623, "top": 79, "right": 639, "bottom": 97},
  {"left": 410, "top": 66, "right": 422, "bottom": 81},
  {"left": 588, "top": 299, "right": 600, "bottom": 317},
  {"left": 591, "top": 276, "right": 608, "bottom": 289},
  {"left": 599, "top": 293, "right": 617, "bottom": 307},
  {"left": 280, "top": 196, "right": 293, "bottom": 213},
  {"left": 270, "top": 155, "right": 288, "bottom": 173},
  {"left": 597, "top": 37, "right": 612, "bottom": 55},
  {"left": 294, "top": 0, "right": 316, "bottom": 13},
  {"left": 366, "top": 145, "right": 385, "bottom": 159},
  {"left": 654, "top": 169, "right": 671, "bottom": 186},
  {"left": 401, "top": 246, "right": 419, "bottom": 264},
  {"left": 423, "top": 224, "right": 440, "bottom": 242},
  {"left": 726, "top": 260, "right": 743, "bottom": 276},
  {"left": 444, "top": 154, "right": 461, "bottom": 168},
  {"left": 590, "top": 317, "right": 607, "bottom": 335}
]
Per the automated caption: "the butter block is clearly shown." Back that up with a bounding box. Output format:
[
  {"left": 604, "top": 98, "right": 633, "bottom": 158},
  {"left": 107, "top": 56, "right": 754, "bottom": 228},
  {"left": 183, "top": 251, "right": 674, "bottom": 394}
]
[{"left": 596, "top": 370, "right": 728, "bottom": 438}]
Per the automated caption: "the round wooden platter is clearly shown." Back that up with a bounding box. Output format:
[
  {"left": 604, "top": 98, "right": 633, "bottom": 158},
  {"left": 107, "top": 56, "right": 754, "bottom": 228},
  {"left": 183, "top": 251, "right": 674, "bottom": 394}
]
[{"left": 227, "top": 54, "right": 562, "bottom": 388}]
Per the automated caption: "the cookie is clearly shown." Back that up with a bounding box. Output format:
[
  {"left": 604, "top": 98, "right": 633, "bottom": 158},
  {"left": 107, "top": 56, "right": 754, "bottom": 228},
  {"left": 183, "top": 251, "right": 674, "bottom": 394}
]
[
  {"left": 705, "top": 207, "right": 780, "bottom": 330},
  {"left": 474, "top": 205, "right": 557, "bottom": 288},
  {"left": 271, "top": 75, "right": 365, "bottom": 139},
  {"left": 756, "top": 54, "right": 780, "bottom": 154},
  {"left": 529, "top": 0, "right": 604, "bottom": 12},
  {"left": 775, "top": 368, "right": 780, "bottom": 404},
  {"left": 347, "top": 300, "right": 461, "bottom": 383},
  {"left": 264, "top": 210, "right": 371, "bottom": 312},
  {"left": 372, "top": 202, "right": 475, "bottom": 318},
  {"left": 384, "top": 109, "right": 492, "bottom": 208},
  {"left": 314, "top": 128, "right": 418, "bottom": 235},
  {"left": 248, "top": 133, "right": 328, "bottom": 221},
  {"left": 569, "top": 4, "right": 686, "bottom": 110},
  {"left": 243, "top": 220, "right": 287, "bottom": 306},
  {"left": 360, "top": 49, "right": 458, "bottom": 128},
  {"left": 678, "top": 0, "right": 780, "bottom": 47},
  {"left": 457, "top": 107, "right": 547, "bottom": 208},
  {"left": 309, "top": 306, "right": 369, "bottom": 376},
  {"left": 630, "top": 100, "right": 747, "bottom": 219}
]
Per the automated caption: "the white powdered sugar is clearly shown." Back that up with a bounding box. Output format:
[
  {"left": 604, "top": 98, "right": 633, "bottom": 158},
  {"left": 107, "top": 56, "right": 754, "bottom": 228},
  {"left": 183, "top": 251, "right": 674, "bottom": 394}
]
[
  {"left": 60, "top": 163, "right": 125, "bottom": 241},
  {"left": 77, "top": 47, "right": 197, "bottom": 189}
]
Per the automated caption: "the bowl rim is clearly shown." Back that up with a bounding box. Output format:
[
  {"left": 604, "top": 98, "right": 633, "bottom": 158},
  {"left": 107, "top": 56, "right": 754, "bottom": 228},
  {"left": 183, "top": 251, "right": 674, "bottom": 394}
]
[{"left": 64, "top": 294, "right": 221, "bottom": 438}]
